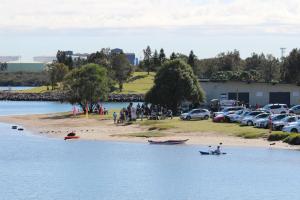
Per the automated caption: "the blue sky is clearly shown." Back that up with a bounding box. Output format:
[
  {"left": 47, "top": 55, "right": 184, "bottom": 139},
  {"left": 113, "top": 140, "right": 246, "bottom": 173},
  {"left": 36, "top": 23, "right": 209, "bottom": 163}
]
[{"left": 0, "top": 0, "right": 300, "bottom": 61}]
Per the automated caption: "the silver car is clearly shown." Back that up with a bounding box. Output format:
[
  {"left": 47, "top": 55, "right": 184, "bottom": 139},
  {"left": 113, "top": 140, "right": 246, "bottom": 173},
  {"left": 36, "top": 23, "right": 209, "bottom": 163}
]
[{"left": 180, "top": 109, "right": 210, "bottom": 120}]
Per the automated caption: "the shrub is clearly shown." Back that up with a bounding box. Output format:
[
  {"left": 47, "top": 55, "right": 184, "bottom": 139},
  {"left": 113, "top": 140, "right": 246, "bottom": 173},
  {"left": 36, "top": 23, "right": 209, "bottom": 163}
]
[
  {"left": 268, "top": 132, "right": 290, "bottom": 141},
  {"left": 283, "top": 134, "right": 300, "bottom": 145}
]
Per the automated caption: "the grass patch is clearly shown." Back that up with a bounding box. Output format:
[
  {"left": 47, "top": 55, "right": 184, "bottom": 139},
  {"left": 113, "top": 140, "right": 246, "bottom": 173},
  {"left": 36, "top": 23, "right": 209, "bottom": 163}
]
[
  {"left": 283, "top": 134, "right": 300, "bottom": 145},
  {"left": 18, "top": 86, "right": 50, "bottom": 93},
  {"left": 268, "top": 132, "right": 290, "bottom": 141},
  {"left": 136, "top": 117, "right": 270, "bottom": 139},
  {"left": 113, "top": 72, "right": 155, "bottom": 94}
]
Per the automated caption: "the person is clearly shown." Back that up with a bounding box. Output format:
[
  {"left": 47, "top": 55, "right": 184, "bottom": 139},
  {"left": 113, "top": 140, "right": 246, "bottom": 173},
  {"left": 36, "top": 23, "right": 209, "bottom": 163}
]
[
  {"left": 213, "top": 146, "right": 221, "bottom": 155},
  {"left": 113, "top": 112, "right": 117, "bottom": 124}
]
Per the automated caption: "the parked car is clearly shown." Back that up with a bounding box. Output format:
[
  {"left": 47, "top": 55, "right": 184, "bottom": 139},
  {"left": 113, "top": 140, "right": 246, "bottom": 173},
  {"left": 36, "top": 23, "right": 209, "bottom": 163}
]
[
  {"left": 226, "top": 109, "right": 250, "bottom": 123},
  {"left": 180, "top": 109, "right": 210, "bottom": 120},
  {"left": 212, "top": 106, "right": 245, "bottom": 118},
  {"left": 272, "top": 115, "right": 300, "bottom": 131},
  {"left": 254, "top": 114, "right": 288, "bottom": 128},
  {"left": 289, "top": 105, "right": 300, "bottom": 114},
  {"left": 282, "top": 121, "right": 300, "bottom": 133},
  {"left": 235, "top": 110, "right": 251, "bottom": 123},
  {"left": 253, "top": 113, "right": 271, "bottom": 127},
  {"left": 260, "top": 104, "right": 289, "bottom": 114},
  {"left": 241, "top": 111, "right": 265, "bottom": 126}
]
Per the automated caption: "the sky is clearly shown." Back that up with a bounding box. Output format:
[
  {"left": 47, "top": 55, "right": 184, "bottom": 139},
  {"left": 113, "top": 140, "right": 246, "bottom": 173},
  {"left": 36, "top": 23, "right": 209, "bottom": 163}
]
[{"left": 0, "top": 0, "right": 300, "bottom": 61}]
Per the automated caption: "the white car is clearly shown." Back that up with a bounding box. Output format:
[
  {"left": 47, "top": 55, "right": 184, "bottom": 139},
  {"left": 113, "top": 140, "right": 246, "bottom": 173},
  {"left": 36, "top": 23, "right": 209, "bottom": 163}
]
[
  {"left": 241, "top": 112, "right": 267, "bottom": 126},
  {"left": 212, "top": 106, "right": 245, "bottom": 118},
  {"left": 282, "top": 121, "right": 300, "bottom": 133},
  {"left": 272, "top": 115, "right": 300, "bottom": 131},
  {"left": 180, "top": 109, "right": 210, "bottom": 120},
  {"left": 261, "top": 104, "right": 289, "bottom": 114},
  {"left": 241, "top": 111, "right": 263, "bottom": 126},
  {"left": 254, "top": 114, "right": 287, "bottom": 128}
]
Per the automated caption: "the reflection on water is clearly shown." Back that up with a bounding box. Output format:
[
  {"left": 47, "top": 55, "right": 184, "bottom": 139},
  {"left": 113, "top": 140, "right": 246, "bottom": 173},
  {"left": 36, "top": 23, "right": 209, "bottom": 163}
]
[{"left": 0, "top": 122, "right": 300, "bottom": 200}]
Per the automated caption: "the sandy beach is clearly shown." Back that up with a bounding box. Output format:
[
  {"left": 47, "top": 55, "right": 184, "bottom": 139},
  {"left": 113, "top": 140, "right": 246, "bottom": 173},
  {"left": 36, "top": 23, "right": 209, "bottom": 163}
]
[{"left": 0, "top": 113, "right": 298, "bottom": 150}]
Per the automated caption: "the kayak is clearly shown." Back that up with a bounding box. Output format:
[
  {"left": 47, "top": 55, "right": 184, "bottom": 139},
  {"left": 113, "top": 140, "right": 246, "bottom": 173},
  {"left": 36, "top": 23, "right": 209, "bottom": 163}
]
[
  {"left": 199, "top": 151, "right": 227, "bottom": 155},
  {"left": 64, "top": 136, "right": 80, "bottom": 140},
  {"left": 148, "top": 139, "right": 189, "bottom": 145}
]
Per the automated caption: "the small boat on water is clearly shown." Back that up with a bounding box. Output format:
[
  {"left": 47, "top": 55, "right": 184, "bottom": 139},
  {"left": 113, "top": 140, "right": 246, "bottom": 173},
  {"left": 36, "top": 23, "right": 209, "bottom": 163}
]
[
  {"left": 148, "top": 139, "right": 189, "bottom": 145},
  {"left": 64, "top": 136, "right": 80, "bottom": 140},
  {"left": 199, "top": 151, "right": 227, "bottom": 155},
  {"left": 12, "top": 126, "right": 18, "bottom": 129}
]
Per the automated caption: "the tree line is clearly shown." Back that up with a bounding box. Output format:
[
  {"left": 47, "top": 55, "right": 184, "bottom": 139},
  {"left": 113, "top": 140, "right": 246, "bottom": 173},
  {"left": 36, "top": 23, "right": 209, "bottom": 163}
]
[{"left": 139, "top": 47, "right": 300, "bottom": 85}]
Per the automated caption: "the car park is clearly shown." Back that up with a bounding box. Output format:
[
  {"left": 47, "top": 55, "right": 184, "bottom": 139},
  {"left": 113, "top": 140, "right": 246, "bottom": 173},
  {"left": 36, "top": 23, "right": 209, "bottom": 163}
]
[
  {"left": 289, "top": 105, "right": 300, "bottom": 114},
  {"left": 272, "top": 115, "right": 300, "bottom": 131},
  {"left": 180, "top": 109, "right": 210, "bottom": 120},
  {"left": 260, "top": 104, "right": 289, "bottom": 114}
]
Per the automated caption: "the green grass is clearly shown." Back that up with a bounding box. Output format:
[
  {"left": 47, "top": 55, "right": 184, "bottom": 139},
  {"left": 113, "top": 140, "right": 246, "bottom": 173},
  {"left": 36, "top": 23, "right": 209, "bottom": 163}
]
[
  {"left": 114, "top": 72, "right": 155, "bottom": 94},
  {"left": 283, "top": 134, "right": 300, "bottom": 145},
  {"left": 136, "top": 118, "right": 271, "bottom": 139},
  {"left": 18, "top": 86, "right": 50, "bottom": 93}
]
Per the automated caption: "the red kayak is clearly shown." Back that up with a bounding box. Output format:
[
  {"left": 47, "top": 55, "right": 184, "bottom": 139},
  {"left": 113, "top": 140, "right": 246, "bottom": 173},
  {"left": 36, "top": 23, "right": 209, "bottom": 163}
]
[{"left": 64, "top": 136, "right": 80, "bottom": 140}]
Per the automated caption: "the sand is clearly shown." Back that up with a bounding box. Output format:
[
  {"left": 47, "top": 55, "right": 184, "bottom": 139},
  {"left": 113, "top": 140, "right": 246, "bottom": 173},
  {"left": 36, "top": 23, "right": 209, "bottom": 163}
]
[{"left": 0, "top": 113, "right": 298, "bottom": 150}]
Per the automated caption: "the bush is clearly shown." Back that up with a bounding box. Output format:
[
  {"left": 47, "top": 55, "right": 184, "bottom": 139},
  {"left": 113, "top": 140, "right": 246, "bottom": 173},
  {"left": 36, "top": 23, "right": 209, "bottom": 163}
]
[
  {"left": 283, "top": 134, "right": 300, "bottom": 145},
  {"left": 268, "top": 132, "right": 290, "bottom": 141}
]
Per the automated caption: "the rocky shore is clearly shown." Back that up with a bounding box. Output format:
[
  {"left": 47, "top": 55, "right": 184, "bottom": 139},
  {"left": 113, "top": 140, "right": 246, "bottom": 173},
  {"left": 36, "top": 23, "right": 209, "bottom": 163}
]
[{"left": 0, "top": 91, "right": 144, "bottom": 102}]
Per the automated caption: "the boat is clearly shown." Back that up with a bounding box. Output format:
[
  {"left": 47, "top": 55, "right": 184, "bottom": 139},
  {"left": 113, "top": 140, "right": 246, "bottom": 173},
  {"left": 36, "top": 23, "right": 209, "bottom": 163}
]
[
  {"left": 148, "top": 139, "right": 189, "bottom": 145},
  {"left": 199, "top": 151, "right": 227, "bottom": 155},
  {"left": 17, "top": 128, "right": 24, "bottom": 131},
  {"left": 64, "top": 136, "right": 80, "bottom": 140},
  {"left": 12, "top": 125, "right": 18, "bottom": 129}
]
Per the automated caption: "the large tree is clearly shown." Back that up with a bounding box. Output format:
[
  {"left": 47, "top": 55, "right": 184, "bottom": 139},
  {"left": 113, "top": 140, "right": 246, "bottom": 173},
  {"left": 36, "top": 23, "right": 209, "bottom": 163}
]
[
  {"left": 63, "top": 64, "right": 110, "bottom": 113},
  {"left": 158, "top": 48, "right": 166, "bottom": 65},
  {"left": 111, "top": 53, "right": 133, "bottom": 92},
  {"left": 56, "top": 50, "right": 73, "bottom": 70},
  {"left": 143, "top": 46, "right": 152, "bottom": 75},
  {"left": 47, "top": 63, "right": 69, "bottom": 90},
  {"left": 217, "top": 50, "right": 243, "bottom": 71},
  {"left": 188, "top": 50, "right": 197, "bottom": 74},
  {"left": 145, "top": 59, "right": 205, "bottom": 113},
  {"left": 282, "top": 49, "right": 300, "bottom": 84}
]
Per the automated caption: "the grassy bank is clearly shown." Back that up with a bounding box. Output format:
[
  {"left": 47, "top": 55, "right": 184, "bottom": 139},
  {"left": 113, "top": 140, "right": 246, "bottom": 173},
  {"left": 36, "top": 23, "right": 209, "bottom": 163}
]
[{"left": 135, "top": 117, "right": 277, "bottom": 139}]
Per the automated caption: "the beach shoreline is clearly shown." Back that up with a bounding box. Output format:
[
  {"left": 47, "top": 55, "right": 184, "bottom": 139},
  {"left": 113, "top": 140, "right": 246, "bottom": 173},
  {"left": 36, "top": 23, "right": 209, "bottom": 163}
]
[{"left": 0, "top": 113, "right": 298, "bottom": 150}]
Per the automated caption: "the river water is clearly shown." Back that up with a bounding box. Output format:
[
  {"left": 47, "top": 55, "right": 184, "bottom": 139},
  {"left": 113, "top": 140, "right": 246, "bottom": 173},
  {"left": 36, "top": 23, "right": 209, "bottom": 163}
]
[{"left": 0, "top": 102, "right": 300, "bottom": 200}]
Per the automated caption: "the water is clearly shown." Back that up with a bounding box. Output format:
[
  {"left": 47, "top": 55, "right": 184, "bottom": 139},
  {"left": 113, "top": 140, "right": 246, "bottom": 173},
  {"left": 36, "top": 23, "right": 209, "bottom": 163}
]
[
  {"left": 0, "top": 86, "right": 35, "bottom": 91},
  {"left": 0, "top": 101, "right": 141, "bottom": 116},
  {"left": 1, "top": 102, "right": 300, "bottom": 200}
]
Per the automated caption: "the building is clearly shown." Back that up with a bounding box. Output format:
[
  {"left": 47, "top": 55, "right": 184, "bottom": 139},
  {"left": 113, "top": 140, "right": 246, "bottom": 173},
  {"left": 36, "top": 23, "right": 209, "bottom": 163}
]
[
  {"left": 33, "top": 56, "right": 56, "bottom": 63},
  {"left": 200, "top": 81, "right": 300, "bottom": 107},
  {"left": 0, "top": 56, "right": 20, "bottom": 62},
  {"left": 111, "top": 48, "right": 137, "bottom": 65},
  {"left": 6, "top": 62, "right": 46, "bottom": 72}
]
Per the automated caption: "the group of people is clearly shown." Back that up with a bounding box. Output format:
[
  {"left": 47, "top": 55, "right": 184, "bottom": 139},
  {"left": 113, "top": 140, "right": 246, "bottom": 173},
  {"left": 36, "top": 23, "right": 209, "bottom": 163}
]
[{"left": 113, "top": 103, "right": 173, "bottom": 124}]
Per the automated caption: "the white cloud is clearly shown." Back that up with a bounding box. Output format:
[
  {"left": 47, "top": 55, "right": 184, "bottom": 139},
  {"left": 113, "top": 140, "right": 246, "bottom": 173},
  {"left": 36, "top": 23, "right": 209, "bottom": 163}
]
[{"left": 1, "top": 0, "right": 300, "bottom": 34}]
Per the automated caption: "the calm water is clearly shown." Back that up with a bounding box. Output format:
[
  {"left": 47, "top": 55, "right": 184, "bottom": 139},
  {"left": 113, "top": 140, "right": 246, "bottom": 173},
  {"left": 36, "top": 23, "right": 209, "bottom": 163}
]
[
  {"left": 0, "top": 101, "right": 141, "bottom": 116},
  {"left": 0, "top": 86, "right": 35, "bottom": 91},
  {"left": 0, "top": 103, "right": 300, "bottom": 200}
]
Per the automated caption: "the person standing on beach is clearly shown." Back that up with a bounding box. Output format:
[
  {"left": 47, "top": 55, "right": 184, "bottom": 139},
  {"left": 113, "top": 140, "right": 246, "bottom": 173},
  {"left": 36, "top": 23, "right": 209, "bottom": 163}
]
[{"left": 113, "top": 112, "right": 117, "bottom": 124}]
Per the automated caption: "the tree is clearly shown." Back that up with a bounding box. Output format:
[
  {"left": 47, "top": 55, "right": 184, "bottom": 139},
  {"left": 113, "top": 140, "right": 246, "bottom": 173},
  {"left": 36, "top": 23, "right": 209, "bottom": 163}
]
[
  {"left": 282, "top": 49, "right": 300, "bottom": 84},
  {"left": 158, "top": 48, "right": 166, "bottom": 65},
  {"left": 111, "top": 53, "right": 133, "bottom": 92},
  {"left": 145, "top": 59, "right": 205, "bottom": 113},
  {"left": 152, "top": 50, "right": 160, "bottom": 71},
  {"left": 87, "top": 48, "right": 111, "bottom": 67},
  {"left": 0, "top": 62, "right": 7, "bottom": 71},
  {"left": 56, "top": 50, "right": 73, "bottom": 70},
  {"left": 170, "top": 52, "right": 177, "bottom": 60},
  {"left": 260, "top": 55, "right": 280, "bottom": 82},
  {"left": 217, "top": 50, "right": 243, "bottom": 71},
  {"left": 188, "top": 50, "right": 197, "bottom": 73},
  {"left": 143, "top": 46, "right": 152, "bottom": 75},
  {"left": 63, "top": 64, "right": 110, "bottom": 113},
  {"left": 47, "top": 63, "right": 69, "bottom": 90}
]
